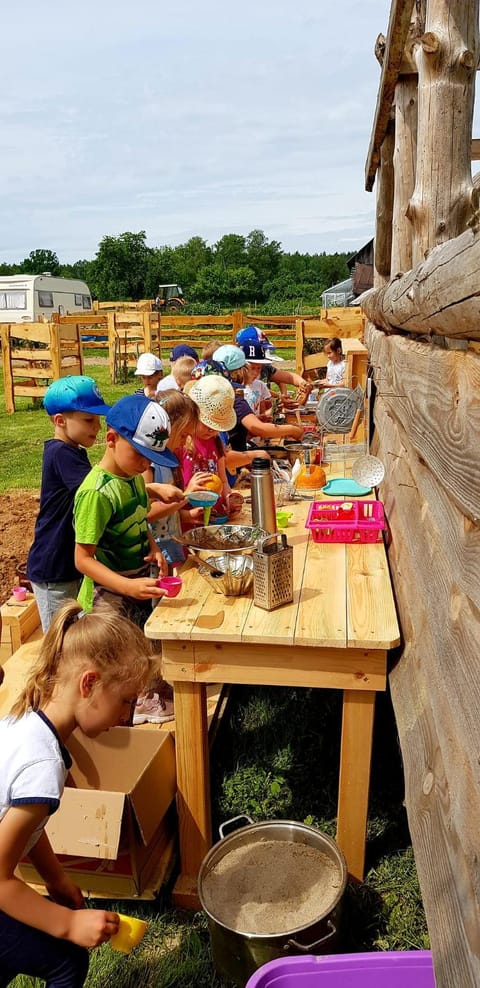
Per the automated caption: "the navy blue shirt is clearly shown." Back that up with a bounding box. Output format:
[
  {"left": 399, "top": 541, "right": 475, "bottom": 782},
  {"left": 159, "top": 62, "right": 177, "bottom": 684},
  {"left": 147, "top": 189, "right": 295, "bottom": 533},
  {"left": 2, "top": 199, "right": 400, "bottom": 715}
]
[
  {"left": 229, "top": 395, "right": 256, "bottom": 452},
  {"left": 27, "top": 440, "right": 91, "bottom": 583}
]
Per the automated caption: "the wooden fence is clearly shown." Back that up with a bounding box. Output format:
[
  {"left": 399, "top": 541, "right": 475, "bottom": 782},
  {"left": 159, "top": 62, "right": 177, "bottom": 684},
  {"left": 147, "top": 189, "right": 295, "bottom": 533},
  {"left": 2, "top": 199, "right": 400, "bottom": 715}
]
[
  {"left": 1, "top": 307, "right": 365, "bottom": 409},
  {"left": 1, "top": 321, "right": 84, "bottom": 414}
]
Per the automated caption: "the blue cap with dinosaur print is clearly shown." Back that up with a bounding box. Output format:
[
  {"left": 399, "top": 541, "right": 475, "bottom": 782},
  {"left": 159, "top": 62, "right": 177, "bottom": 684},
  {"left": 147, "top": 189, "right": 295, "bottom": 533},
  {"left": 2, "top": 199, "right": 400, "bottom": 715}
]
[{"left": 106, "top": 394, "right": 176, "bottom": 467}]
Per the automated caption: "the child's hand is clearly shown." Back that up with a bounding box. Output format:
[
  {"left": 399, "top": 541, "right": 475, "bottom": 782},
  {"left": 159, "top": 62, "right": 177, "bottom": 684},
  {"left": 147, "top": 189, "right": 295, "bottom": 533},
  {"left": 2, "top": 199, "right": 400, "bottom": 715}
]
[
  {"left": 46, "top": 875, "right": 85, "bottom": 910},
  {"left": 144, "top": 550, "right": 168, "bottom": 577},
  {"left": 187, "top": 506, "right": 205, "bottom": 525},
  {"left": 185, "top": 472, "right": 213, "bottom": 493},
  {"left": 128, "top": 577, "right": 167, "bottom": 600},
  {"left": 147, "top": 482, "right": 185, "bottom": 503},
  {"left": 67, "top": 907, "right": 120, "bottom": 948}
]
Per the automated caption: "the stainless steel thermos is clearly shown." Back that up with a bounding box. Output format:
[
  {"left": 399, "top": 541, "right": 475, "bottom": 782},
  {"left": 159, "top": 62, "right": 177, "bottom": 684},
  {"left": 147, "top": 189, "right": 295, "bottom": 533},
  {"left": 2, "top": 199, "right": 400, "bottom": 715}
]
[{"left": 251, "top": 458, "right": 277, "bottom": 534}]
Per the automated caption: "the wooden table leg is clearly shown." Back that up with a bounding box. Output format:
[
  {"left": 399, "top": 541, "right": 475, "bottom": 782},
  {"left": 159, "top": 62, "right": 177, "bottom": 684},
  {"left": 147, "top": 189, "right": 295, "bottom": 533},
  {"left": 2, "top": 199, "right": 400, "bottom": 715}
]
[
  {"left": 172, "top": 680, "right": 212, "bottom": 909},
  {"left": 336, "top": 689, "right": 376, "bottom": 881}
]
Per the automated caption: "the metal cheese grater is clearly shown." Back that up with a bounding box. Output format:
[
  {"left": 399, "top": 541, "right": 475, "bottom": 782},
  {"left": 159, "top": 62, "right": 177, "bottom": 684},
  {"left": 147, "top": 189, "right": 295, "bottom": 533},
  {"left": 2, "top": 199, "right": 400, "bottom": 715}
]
[{"left": 253, "top": 533, "right": 293, "bottom": 610}]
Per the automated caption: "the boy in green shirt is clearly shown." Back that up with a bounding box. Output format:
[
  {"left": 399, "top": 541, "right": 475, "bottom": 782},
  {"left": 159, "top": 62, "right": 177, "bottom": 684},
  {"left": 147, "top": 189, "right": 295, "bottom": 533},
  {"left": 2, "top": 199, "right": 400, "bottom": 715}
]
[
  {"left": 74, "top": 394, "right": 176, "bottom": 619},
  {"left": 74, "top": 394, "right": 177, "bottom": 723}
]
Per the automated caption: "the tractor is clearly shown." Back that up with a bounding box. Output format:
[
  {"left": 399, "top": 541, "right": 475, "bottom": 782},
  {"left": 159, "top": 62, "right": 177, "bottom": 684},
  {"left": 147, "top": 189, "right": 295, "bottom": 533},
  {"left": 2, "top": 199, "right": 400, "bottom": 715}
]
[{"left": 153, "top": 284, "right": 185, "bottom": 311}]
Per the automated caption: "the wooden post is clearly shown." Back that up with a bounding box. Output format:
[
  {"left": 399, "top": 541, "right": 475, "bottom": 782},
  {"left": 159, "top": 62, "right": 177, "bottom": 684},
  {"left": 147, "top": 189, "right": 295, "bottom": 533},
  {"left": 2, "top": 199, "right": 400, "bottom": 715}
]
[
  {"left": 408, "top": 0, "right": 479, "bottom": 263},
  {"left": 392, "top": 75, "right": 417, "bottom": 274},
  {"left": 295, "top": 318, "right": 305, "bottom": 374},
  {"left": 232, "top": 310, "right": 243, "bottom": 342},
  {"left": 1, "top": 326, "right": 14, "bottom": 414},
  {"left": 375, "top": 112, "right": 395, "bottom": 283},
  {"left": 337, "top": 689, "right": 377, "bottom": 881},
  {"left": 107, "top": 311, "right": 116, "bottom": 383},
  {"left": 49, "top": 323, "right": 61, "bottom": 381},
  {"left": 143, "top": 311, "right": 152, "bottom": 352}
]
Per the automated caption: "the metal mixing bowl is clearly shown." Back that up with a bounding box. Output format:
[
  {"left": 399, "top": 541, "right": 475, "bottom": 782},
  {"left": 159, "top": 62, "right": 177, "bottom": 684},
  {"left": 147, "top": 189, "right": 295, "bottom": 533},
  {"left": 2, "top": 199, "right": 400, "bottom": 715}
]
[
  {"left": 197, "top": 554, "right": 254, "bottom": 596},
  {"left": 174, "top": 524, "right": 266, "bottom": 557}
]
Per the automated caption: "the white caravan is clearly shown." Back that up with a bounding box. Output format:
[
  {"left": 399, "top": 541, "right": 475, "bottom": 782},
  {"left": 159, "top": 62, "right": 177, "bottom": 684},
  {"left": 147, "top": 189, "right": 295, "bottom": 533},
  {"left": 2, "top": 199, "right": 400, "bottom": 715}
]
[{"left": 0, "top": 274, "right": 92, "bottom": 323}]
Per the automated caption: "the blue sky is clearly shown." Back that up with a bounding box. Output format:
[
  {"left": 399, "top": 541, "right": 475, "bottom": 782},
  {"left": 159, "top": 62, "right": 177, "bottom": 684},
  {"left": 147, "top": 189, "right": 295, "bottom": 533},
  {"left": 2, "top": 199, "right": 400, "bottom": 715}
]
[{"left": 1, "top": 1, "right": 411, "bottom": 262}]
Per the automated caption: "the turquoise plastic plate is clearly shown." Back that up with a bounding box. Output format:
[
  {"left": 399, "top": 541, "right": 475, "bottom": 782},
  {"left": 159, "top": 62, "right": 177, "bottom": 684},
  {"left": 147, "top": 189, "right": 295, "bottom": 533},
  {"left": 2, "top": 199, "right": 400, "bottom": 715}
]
[{"left": 322, "top": 478, "right": 372, "bottom": 497}]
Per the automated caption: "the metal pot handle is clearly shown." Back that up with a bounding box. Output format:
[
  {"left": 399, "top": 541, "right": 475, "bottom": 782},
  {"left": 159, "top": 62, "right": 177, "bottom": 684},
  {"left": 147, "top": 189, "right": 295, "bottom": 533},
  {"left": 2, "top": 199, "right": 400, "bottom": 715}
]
[
  {"left": 285, "top": 919, "right": 336, "bottom": 953},
  {"left": 218, "top": 815, "right": 254, "bottom": 840}
]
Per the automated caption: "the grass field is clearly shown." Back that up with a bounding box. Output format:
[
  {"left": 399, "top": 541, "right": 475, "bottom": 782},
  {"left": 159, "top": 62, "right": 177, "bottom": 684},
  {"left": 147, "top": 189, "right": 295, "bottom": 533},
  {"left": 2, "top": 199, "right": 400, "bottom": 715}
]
[{"left": 2, "top": 356, "right": 429, "bottom": 987}]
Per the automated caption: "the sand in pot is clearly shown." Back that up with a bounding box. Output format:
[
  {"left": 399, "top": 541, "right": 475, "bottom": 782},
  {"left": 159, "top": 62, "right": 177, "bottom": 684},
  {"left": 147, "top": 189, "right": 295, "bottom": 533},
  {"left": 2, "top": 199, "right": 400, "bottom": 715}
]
[{"left": 202, "top": 839, "right": 341, "bottom": 935}]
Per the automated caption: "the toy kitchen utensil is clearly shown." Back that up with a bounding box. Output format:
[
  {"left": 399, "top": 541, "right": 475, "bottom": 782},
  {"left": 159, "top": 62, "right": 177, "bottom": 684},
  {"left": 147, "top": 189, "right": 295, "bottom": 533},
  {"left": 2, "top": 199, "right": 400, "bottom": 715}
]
[
  {"left": 253, "top": 533, "right": 293, "bottom": 611},
  {"left": 351, "top": 377, "right": 385, "bottom": 488}
]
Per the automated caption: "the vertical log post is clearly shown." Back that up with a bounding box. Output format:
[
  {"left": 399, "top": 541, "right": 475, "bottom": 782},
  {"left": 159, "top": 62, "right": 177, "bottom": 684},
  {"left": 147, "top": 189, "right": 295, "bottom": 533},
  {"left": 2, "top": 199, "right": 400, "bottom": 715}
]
[
  {"left": 375, "top": 113, "right": 395, "bottom": 285},
  {"left": 408, "top": 0, "right": 479, "bottom": 263},
  {"left": 392, "top": 76, "right": 417, "bottom": 274}
]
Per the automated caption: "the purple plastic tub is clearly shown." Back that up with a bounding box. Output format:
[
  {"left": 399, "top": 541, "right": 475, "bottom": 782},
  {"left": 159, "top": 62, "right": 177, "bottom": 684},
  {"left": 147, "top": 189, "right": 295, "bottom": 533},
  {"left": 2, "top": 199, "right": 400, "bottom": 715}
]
[{"left": 246, "top": 951, "right": 435, "bottom": 988}]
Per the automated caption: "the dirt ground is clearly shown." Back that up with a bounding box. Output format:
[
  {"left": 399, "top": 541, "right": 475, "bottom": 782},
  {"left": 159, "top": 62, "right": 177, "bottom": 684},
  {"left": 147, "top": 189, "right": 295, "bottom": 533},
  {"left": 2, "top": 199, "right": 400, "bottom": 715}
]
[{"left": 0, "top": 490, "right": 38, "bottom": 605}]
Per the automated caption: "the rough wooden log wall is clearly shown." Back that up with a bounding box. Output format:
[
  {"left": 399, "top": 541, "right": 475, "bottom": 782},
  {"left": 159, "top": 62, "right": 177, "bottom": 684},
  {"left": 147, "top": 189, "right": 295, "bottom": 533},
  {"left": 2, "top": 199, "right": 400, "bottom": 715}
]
[{"left": 366, "top": 323, "right": 480, "bottom": 984}]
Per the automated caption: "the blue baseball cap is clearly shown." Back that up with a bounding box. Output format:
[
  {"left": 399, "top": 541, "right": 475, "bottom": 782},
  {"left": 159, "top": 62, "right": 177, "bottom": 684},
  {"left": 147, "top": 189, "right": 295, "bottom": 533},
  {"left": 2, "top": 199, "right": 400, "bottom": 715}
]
[
  {"left": 170, "top": 344, "right": 199, "bottom": 361},
  {"left": 43, "top": 376, "right": 111, "bottom": 416},
  {"left": 106, "top": 394, "right": 177, "bottom": 468},
  {"left": 236, "top": 325, "right": 275, "bottom": 350}
]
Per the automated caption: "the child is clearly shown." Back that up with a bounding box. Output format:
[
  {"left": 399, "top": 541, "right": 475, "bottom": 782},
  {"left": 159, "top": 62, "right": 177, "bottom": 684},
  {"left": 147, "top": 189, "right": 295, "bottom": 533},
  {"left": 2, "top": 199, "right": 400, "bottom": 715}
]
[
  {"left": 179, "top": 375, "right": 239, "bottom": 518},
  {"left": 0, "top": 601, "right": 151, "bottom": 987},
  {"left": 133, "top": 352, "right": 163, "bottom": 397},
  {"left": 156, "top": 355, "right": 197, "bottom": 393},
  {"left": 169, "top": 343, "right": 199, "bottom": 362},
  {"left": 73, "top": 394, "right": 174, "bottom": 624},
  {"left": 244, "top": 361, "right": 273, "bottom": 419},
  {"left": 27, "top": 375, "right": 111, "bottom": 632},
  {"left": 144, "top": 390, "right": 212, "bottom": 568},
  {"left": 319, "top": 337, "right": 346, "bottom": 386},
  {"left": 213, "top": 346, "right": 304, "bottom": 451}
]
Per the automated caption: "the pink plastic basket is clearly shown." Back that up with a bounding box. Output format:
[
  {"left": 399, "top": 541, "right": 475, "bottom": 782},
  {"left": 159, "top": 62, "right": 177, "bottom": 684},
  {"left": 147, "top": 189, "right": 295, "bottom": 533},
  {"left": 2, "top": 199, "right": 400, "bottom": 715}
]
[
  {"left": 305, "top": 500, "right": 385, "bottom": 544},
  {"left": 246, "top": 951, "right": 435, "bottom": 988}
]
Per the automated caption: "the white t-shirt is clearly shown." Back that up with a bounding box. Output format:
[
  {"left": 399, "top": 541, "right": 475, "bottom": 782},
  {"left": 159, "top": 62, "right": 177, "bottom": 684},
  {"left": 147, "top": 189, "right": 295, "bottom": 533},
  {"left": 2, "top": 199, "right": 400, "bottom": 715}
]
[
  {"left": 156, "top": 373, "right": 179, "bottom": 393},
  {"left": 244, "top": 379, "right": 271, "bottom": 414},
  {"left": 0, "top": 710, "right": 71, "bottom": 854},
  {"left": 326, "top": 358, "right": 346, "bottom": 385}
]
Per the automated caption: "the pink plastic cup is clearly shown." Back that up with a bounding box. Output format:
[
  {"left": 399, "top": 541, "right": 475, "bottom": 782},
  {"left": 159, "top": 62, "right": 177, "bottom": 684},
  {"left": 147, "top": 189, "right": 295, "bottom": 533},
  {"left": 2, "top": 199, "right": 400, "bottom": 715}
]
[
  {"left": 12, "top": 586, "right": 27, "bottom": 602},
  {"left": 156, "top": 576, "right": 183, "bottom": 598}
]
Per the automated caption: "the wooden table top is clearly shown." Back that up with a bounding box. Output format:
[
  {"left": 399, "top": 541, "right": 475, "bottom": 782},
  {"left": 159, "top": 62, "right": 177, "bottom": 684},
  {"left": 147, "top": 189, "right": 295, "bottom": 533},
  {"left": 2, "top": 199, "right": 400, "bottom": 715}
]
[{"left": 145, "top": 495, "right": 400, "bottom": 652}]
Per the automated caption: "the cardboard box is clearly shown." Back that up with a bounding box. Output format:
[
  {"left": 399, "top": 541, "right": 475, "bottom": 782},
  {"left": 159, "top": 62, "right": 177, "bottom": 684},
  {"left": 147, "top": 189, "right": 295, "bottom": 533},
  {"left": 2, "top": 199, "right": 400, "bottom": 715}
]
[{"left": 20, "top": 727, "right": 176, "bottom": 897}]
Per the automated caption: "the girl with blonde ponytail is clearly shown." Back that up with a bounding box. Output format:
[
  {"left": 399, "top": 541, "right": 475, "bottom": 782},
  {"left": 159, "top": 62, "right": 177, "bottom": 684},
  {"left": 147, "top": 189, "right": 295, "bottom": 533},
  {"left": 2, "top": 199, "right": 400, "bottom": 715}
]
[{"left": 0, "top": 600, "right": 151, "bottom": 987}]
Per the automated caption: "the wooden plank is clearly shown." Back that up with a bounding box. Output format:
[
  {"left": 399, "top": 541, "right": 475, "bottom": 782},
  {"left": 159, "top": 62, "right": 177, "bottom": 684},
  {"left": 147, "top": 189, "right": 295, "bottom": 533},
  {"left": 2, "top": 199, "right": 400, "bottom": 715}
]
[
  {"left": 144, "top": 558, "right": 211, "bottom": 644},
  {"left": 9, "top": 366, "right": 53, "bottom": 380},
  {"left": 159, "top": 315, "right": 235, "bottom": 327},
  {"left": 296, "top": 540, "right": 347, "bottom": 647},
  {"left": 242, "top": 509, "right": 308, "bottom": 646},
  {"left": 6, "top": 323, "right": 50, "bottom": 344},
  {"left": 367, "top": 327, "right": 480, "bottom": 520},
  {"left": 346, "top": 542, "right": 400, "bottom": 649},
  {"left": 58, "top": 314, "right": 108, "bottom": 326},
  {"left": 11, "top": 347, "right": 52, "bottom": 361},
  {"left": 161, "top": 640, "right": 387, "bottom": 691},
  {"left": 12, "top": 385, "right": 48, "bottom": 398}
]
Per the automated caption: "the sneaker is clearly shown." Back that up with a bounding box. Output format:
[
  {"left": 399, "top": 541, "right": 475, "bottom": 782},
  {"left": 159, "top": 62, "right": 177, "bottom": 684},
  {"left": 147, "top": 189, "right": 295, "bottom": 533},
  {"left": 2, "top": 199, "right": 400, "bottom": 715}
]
[{"left": 133, "top": 691, "right": 174, "bottom": 725}]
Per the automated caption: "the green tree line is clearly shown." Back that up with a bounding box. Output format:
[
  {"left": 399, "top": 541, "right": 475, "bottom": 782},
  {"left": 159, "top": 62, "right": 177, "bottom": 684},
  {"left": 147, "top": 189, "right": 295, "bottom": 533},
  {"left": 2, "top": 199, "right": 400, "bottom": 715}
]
[{"left": 0, "top": 231, "right": 351, "bottom": 311}]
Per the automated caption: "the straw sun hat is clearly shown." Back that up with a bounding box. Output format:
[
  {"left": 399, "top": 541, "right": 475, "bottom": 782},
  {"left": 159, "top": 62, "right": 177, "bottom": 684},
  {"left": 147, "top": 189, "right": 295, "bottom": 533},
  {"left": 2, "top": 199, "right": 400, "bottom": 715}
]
[{"left": 186, "top": 375, "right": 236, "bottom": 432}]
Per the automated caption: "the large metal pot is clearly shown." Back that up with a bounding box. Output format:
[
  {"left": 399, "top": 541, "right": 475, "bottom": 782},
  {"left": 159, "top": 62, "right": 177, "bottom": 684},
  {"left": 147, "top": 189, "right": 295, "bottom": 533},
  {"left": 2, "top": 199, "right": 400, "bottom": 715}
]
[{"left": 199, "top": 817, "right": 347, "bottom": 986}]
